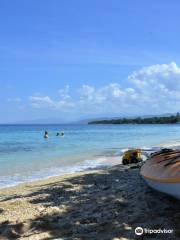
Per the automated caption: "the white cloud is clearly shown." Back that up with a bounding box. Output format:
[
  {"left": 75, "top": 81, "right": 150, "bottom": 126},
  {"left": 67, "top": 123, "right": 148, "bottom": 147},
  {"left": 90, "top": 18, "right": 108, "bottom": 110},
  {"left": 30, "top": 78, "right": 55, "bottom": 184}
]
[
  {"left": 29, "top": 62, "right": 180, "bottom": 116},
  {"left": 128, "top": 62, "right": 180, "bottom": 91},
  {"left": 29, "top": 96, "right": 55, "bottom": 108},
  {"left": 127, "top": 62, "right": 180, "bottom": 111},
  {"left": 79, "top": 85, "right": 95, "bottom": 101},
  {"left": 58, "top": 85, "right": 71, "bottom": 100},
  {"left": 29, "top": 94, "right": 74, "bottom": 110}
]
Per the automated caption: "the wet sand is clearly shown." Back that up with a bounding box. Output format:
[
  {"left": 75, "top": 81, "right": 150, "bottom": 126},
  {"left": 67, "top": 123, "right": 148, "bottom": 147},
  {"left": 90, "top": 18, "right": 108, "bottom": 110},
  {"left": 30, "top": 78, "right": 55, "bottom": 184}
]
[{"left": 0, "top": 163, "right": 179, "bottom": 240}]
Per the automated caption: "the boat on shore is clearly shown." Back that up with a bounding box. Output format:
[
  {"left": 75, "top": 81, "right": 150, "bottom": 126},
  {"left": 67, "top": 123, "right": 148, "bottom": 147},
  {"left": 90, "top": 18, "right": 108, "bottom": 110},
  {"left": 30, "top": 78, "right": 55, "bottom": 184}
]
[{"left": 140, "top": 149, "right": 180, "bottom": 199}]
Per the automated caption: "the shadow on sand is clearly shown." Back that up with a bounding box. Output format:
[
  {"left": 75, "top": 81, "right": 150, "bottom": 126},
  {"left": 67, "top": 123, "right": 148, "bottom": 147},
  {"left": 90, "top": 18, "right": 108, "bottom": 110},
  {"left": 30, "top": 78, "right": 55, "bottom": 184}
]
[{"left": 0, "top": 165, "right": 179, "bottom": 239}]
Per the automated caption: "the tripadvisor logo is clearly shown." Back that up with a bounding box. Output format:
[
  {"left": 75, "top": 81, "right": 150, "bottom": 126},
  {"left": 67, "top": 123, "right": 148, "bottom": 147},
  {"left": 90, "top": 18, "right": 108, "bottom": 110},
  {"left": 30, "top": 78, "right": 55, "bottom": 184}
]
[
  {"left": 135, "top": 227, "right": 143, "bottom": 236},
  {"left": 135, "top": 227, "right": 173, "bottom": 236}
]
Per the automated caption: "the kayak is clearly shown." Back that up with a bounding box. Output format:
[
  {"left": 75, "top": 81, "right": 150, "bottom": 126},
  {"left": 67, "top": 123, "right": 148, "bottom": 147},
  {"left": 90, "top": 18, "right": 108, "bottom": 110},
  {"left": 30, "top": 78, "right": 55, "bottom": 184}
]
[{"left": 140, "top": 149, "right": 180, "bottom": 199}]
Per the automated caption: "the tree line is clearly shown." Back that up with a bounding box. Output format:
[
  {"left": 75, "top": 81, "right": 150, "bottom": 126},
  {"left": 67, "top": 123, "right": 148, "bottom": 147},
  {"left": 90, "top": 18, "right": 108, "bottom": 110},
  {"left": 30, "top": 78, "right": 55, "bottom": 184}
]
[{"left": 88, "top": 113, "right": 180, "bottom": 124}]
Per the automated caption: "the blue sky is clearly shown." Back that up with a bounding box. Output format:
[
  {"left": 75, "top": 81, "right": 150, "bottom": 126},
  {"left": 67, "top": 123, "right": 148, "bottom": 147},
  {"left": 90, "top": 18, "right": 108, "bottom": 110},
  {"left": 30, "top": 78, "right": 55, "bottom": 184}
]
[{"left": 1, "top": 0, "right": 180, "bottom": 122}]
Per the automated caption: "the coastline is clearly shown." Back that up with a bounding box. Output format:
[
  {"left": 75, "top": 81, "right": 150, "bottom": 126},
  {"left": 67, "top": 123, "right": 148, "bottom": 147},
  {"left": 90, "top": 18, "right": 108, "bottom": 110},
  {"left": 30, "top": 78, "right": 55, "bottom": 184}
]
[
  {"left": 1, "top": 123, "right": 180, "bottom": 190},
  {"left": 0, "top": 162, "right": 179, "bottom": 239},
  {"left": 0, "top": 154, "right": 122, "bottom": 190}
]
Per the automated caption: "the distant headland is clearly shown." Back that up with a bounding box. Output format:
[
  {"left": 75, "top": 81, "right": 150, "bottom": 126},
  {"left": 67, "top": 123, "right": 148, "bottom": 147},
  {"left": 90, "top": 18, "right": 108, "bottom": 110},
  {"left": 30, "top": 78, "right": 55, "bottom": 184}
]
[{"left": 88, "top": 113, "right": 180, "bottom": 124}]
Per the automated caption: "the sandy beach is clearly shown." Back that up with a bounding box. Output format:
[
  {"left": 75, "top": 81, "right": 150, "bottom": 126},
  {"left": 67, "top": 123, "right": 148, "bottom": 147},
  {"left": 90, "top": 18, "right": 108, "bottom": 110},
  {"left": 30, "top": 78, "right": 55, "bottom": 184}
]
[{"left": 0, "top": 162, "right": 179, "bottom": 240}]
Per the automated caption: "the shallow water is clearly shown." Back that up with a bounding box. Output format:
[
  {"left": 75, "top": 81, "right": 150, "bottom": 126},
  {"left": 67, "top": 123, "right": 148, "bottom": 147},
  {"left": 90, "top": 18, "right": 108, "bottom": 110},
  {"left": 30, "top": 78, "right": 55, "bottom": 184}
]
[{"left": 0, "top": 124, "right": 180, "bottom": 188}]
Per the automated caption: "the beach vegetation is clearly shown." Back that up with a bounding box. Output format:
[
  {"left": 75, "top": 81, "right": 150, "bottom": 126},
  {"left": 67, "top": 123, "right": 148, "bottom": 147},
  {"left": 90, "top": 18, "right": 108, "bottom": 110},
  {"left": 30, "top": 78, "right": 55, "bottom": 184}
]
[{"left": 88, "top": 113, "right": 180, "bottom": 124}]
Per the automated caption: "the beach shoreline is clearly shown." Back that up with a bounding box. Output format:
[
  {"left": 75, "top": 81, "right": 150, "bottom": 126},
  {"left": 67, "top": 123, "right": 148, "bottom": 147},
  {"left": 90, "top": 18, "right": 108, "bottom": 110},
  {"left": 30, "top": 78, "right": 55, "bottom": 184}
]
[
  {"left": 0, "top": 161, "right": 179, "bottom": 240},
  {"left": 0, "top": 153, "right": 123, "bottom": 190}
]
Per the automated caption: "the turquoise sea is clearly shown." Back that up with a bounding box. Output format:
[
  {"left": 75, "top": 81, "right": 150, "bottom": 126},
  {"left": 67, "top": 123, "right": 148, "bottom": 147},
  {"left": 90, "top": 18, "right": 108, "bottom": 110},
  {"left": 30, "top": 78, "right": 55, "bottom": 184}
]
[{"left": 1, "top": 124, "right": 180, "bottom": 188}]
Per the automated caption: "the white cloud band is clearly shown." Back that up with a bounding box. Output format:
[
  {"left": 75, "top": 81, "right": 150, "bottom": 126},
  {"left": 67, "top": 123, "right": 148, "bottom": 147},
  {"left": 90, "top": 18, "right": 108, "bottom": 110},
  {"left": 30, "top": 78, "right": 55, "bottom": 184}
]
[{"left": 29, "top": 62, "right": 180, "bottom": 116}]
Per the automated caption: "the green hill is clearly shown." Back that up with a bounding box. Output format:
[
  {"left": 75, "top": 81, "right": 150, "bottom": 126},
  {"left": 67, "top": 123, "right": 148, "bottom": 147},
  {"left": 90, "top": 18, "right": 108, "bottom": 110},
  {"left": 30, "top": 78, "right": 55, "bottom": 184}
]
[{"left": 88, "top": 113, "right": 180, "bottom": 124}]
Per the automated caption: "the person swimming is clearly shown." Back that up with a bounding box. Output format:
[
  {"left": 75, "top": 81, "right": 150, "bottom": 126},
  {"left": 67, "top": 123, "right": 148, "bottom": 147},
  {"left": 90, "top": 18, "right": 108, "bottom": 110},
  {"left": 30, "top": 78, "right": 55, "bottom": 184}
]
[
  {"left": 56, "top": 132, "right": 64, "bottom": 137},
  {"left": 44, "top": 131, "right": 49, "bottom": 139}
]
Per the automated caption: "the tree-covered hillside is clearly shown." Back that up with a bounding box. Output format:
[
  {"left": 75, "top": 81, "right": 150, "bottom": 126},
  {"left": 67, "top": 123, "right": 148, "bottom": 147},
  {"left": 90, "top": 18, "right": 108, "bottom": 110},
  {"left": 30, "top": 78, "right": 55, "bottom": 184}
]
[{"left": 88, "top": 113, "right": 180, "bottom": 124}]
